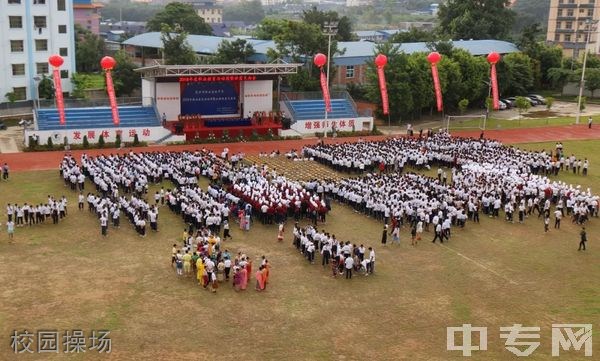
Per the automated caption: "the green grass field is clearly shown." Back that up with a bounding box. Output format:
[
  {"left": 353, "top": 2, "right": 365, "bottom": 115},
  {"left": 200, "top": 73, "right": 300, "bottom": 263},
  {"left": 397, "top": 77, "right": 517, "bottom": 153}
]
[
  {"left": 449, "top": 116, "right": 578, "bottom": 130},
  {"left": 1, "top": 141, "right": 600, "bottom": 360}
]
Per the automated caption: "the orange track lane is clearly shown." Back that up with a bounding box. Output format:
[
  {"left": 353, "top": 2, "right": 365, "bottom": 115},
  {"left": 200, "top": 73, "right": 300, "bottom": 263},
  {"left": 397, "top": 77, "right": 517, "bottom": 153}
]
[{"left": 3, "top": 124, "right": 600, "bottom": 173}]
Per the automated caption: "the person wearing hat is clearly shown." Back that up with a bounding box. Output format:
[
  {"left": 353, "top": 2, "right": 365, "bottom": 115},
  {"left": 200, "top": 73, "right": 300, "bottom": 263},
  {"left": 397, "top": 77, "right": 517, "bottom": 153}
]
[{"left": 579, "top": 227, "right": 588, "bottom": 251}]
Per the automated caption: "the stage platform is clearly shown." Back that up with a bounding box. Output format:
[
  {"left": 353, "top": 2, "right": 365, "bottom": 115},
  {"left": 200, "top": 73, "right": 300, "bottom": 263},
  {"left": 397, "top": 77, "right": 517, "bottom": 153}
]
[{"left": 166, "top": 120, "right": 282, "bottom": 141}]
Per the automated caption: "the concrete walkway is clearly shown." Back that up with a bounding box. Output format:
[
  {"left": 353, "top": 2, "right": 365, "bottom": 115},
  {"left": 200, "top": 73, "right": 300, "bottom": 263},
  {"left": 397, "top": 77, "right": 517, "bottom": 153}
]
[{"left": 0, "top": 127, "right": 21, "bottom": 153}]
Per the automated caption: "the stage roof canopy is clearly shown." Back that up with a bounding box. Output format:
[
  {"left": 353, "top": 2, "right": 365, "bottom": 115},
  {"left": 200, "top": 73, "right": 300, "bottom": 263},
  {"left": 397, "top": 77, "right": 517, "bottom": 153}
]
[{"left": 134, "top": 61, "right": 302, "bottom": 78}]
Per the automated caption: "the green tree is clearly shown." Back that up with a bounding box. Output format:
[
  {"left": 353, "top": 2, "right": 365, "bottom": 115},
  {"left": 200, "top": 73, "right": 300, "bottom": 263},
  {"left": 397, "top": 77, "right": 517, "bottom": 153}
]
[
  {"left": 82, "top": 135, "right": 89, "bottom": 149},
  {"left": 390, "top": 27, "right": 435, "bottom": 43},
  {"left": 458, "top": 99, "right": 469, "bottom": 114},
  {"left": 101, "top": 1, "right": 162, "bottom": 22},
  {"left": 366, "top": 42, "right": 415, "bottom": 122},
  {"left": 211, "top": 39, "right": 255, "bottom": 64},
  {"left": 75, "top": 24, "right": 104, "bottom": 73},
  {"left": 223, "top": 0, "right": 265, "bottom": 24},
  {"left": 436, "top": 55, "right": 463, "bottom": 112},
  {"left": 585, "top": 68, "right": 600, "bottom": 98},
  {"left": 112, "top": 50, "right": 141, "bottom": 97},
  {"left": 511, "top": 0, "right": 550, "bottom": 34},
  {"left": 70, "top": 73, "right": 88, "bottom": 99},
  {"left": 302, "top": 6, "right": 354, "bottom": 41},
  {"left": 517, "top": 23, "right": 563, "bottom": 88},
  {"left": 515, "top": 96, "right": 531, "bottom": 119},
  {"left": 437, "top": 0, "right": 516, "bottom": 40},
  {"left": 133, "top": 134, "right": 140, "bottom": 146},
  {"left": 547, "top": 67, "right": 573, "bottom": 93},
  {"left": 4, "top": 92, "right": 16, "bottom": 103},
  {"left": 449, "top": 49, "right": 488, "bottom": 105},
  {"left": 46, "top": 136, "right": 53, "bottom": 149},
  {"left": 497, "top": 53, "right": 534, "bottom": 96},
  {"left": 98, "top": 134, "right": 105, "bottom": 148},
  {"left": 254, "top": 18, "right": 288, "bottom": 40},
  {"left": 161, "top": 24, "right": 198, "bottom": 65},
  {"left": 147, "top": 2, "right": 212, "bottom": 35},
  {"left": 546, "top": 96, "right": 554, "bottom": 111},
  {"left": 38, "top": 75, "right": 54, "bottom": 100},
  {"left": 272, "top": 21, "right": 331, "bottom": 62}
]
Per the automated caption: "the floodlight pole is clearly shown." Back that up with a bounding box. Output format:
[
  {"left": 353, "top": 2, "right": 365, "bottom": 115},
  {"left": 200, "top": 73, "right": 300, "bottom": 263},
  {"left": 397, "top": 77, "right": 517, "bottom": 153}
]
[
  {"left": 576, "top": 19, "right": 598, "bottom": 125},
  {"left": 323, "top": 21, "right": 338, "bottom": 139}
]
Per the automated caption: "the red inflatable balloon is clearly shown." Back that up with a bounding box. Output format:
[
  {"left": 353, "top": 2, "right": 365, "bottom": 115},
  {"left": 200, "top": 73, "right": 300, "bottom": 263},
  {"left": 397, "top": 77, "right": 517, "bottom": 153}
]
[
  {"left": 313, "top": 53, "right": 327, "bottom": 68},
  {"left": 427, "top": 52, "right": 441, "bottom": 65},
  {"left": 100, "top": 56, "right": 117, "bottom": 70},
  {"left": 374, "top": 54, "right": 388, "bottom": 67},
  {"left": 487, "top": 52, "right": 501, "bottom": 64},
  {"left": 48, "top": 55, "right": 64, "bottom": 68}
]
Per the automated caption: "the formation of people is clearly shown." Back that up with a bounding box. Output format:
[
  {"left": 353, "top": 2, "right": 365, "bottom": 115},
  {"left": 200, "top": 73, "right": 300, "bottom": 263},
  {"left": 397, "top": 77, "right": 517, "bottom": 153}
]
[
  {"left": 301, "top": 133, "right": 598, "bottom": 242},
  {"left": 292, "top": 224, "right": 376, "bottom": 279},
  {"left": 4, "top": 196, "right": 68, "bottom": 241}
]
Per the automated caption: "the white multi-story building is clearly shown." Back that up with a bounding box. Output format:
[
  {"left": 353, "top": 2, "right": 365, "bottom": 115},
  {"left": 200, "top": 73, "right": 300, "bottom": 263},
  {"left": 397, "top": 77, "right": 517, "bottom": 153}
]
[{"left": 0, "top": 0, "right": 76, "bottom": 104}]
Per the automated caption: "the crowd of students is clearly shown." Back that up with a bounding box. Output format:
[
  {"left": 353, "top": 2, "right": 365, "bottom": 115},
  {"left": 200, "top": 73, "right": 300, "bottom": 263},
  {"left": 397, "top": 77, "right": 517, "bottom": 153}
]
[
  {"left": 292, "top": 224, "right": 376, "bottom": 279},
  {"left": 4, "top": 196, "right": 68, "bottom": 241},
  {"left": 301, "top": 133, "right": 598, "bottom": 242}
]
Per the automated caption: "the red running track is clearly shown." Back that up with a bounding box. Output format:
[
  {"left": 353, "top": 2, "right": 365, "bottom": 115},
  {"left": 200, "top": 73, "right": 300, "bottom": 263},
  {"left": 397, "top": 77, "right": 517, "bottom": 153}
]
[{"left": 2, "top": 124, "right": 600, "bottom": 172}]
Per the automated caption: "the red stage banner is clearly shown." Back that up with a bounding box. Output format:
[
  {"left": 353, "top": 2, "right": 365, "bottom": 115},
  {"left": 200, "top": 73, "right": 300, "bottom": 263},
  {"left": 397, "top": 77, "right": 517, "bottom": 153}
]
[
  {"left": 320, "top": 70, "right": 331, "bottom": 113},
  {"left": 377, "top": 67, "right": 389, "bottom": 115},
  {"left": 52, "top": 68, "right": 66, "bottom": 125},
  {"left": 105, "top": 70, "right": 120, "bottom": 125},
  {"left": 431, "top": 65, "right": 443, "bottom": 112},
  {"left": 490, "top": 64, "right": 499, "bottom": 110}
]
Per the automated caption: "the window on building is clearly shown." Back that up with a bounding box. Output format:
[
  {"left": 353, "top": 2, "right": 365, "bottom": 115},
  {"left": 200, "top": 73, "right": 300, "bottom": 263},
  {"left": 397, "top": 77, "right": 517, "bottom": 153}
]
[
  {"left": 12, "top": 64, "right": 25, "bottom": 76},
  {"left": 565, "top": 34, "right": 572, "bottom": 42},
  {"left": 566, "top": 22, "right": 573, "bottom": 29},
  {"left": 60, "top": 70, "right": 68, "bottom": 79},
  {"left": 8, "top": 0, "right": 21, "bottom": 4},
  {"left": 36, "top": 62, "right": 49, "bottom": 74},
  {"left": 345, "top": 65, "right": 355, "bottom": 79},
  {"left": 59, "top": 47, "right": 68, "bottom": 56},
  {"left": 13, "top": 87, "right": 26, "bottom": 101},
  {"left": 558, "top": 9, "right": 563, "bottom": 16},
  {"left": 588, "top": 9, "right": 594, "bottom": 16},
  {"left": 33, "top": 0, "right": 46, "bottom": 4},
  {"left": 35, "top": 39, "right": 48, "bottom": 51},
  {"left": 58, "top": 25, "right": 67, "bottom": 33},
  {"left": 9, "top": 16, "right": 23, "bottom": 28},
  {"left": 57, "top": 0, "right": 65, "bottom": 11},
  {"left": 555, "top": 33, "right": 561, "bottom": 42},
  {"left": 567, "top": 9, "right": 574, "bottom": 16},
  {"left": 34, "top": 16, "right": 47, "bottom": 28},
  {"left": 10, "top": 40, "right": 24, "bottom": 52}
]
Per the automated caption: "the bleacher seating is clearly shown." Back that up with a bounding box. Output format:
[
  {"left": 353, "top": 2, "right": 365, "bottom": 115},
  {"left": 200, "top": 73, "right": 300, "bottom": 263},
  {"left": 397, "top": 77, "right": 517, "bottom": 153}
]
[
  {"left": 287, "top": 99, "right": 358, "bottom": 121},
  {"left": 35, "top": 106, "right": 160, "bottom": 130}
]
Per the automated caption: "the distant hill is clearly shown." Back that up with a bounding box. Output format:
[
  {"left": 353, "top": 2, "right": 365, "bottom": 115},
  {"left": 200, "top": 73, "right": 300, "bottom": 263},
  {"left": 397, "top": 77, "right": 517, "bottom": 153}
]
[{"left": 512, "top": 0, "right": 550, "bottom": 34}]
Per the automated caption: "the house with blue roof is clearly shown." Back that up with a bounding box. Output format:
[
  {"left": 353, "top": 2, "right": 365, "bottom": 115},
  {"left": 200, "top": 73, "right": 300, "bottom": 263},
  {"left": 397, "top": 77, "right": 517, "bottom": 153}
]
[{"left": 122, "top": 32, "right": 519, "bottom": 88}]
